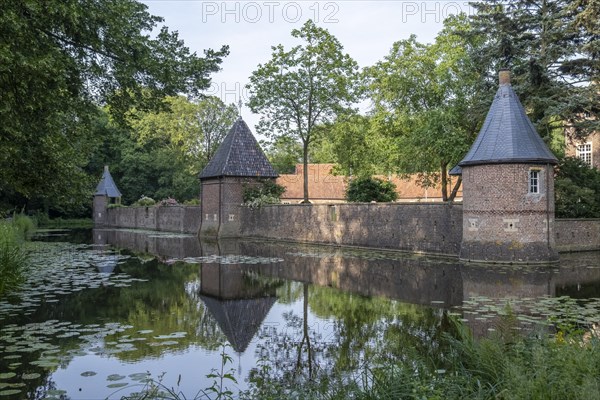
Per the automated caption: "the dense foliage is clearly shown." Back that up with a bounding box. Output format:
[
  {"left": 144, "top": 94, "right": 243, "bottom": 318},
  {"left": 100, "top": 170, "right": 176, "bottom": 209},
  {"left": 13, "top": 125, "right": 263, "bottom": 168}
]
[
  {"left": 247, "top": 20, "right": 362, "bottom": 203},
  {"left": 243, "top": 180, "right": 286, "bottom": 208},
  {"left": 555, "top": 157, "right": 600, "bottom": 218},
  {"left": 468, "top": 0, "right": 600, "bottom": 140},
  {"left": 346, "top": 177, "right": 398, "bottom": 203},
  {"left": 364, "top": 15, "right": 485, "bottom": 202},
  {"left": 0, "top": 0, "right": 227, "bottom": 215}
]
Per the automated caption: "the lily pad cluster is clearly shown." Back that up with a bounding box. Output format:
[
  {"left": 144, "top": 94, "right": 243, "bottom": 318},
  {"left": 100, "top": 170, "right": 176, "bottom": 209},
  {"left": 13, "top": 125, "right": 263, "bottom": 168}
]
[
  {"left": 0, "top": 242, "right": 146, "bottom": 320},
  {"left": 165, "top": 255, "right": 284, "bottom": 265},
  {"left": 453, "top": 295, "right": 600, "bottom": 334}
]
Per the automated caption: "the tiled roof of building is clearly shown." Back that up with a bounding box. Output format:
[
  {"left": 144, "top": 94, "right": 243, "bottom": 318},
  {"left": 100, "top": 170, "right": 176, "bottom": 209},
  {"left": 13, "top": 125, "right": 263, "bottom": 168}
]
[
  {"left": 94, "top": 166, "right": 122, "bottom": 198},
  {"left": 199, "top": 118, "right": 278, "bottom": 180},
  {"left": 458, "top": 71, "right": 558, "bottom": 167}
]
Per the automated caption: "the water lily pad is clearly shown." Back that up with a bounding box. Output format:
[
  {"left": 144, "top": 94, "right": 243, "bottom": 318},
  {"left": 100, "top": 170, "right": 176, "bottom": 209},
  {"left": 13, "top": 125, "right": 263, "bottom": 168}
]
[
  {"left": 128, "top": 373, "right": 150, "bottom": 381},
  {"left": 80, "top": 371, "right": 97, "bottom": 377},
  {"left": 46, "top": 389, "right": 67, "bottom": 395},
  {"left": 0, "top": 389, "right": 21, "bottom": 396},
  {"left": 22, "top": 373, "right": 41, "bottom": 380},
  {"left": 107, "top": 374, "right": 126, "bottom": 381},
  {"left": 0, "top": 373, "right": 16, "bottom": 380},
  {"left": 107, "top": 382, "right": 129, "bottom": 389}
]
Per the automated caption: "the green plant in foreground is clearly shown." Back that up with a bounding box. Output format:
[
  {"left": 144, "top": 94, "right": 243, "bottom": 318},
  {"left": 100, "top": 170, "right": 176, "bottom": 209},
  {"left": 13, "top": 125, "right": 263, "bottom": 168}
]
[
  {"left": 116, "top": 344, "right": 237, "bottom": 400},
  {"left": 0, "top": 222, "right": 28, "bottom": 296}
]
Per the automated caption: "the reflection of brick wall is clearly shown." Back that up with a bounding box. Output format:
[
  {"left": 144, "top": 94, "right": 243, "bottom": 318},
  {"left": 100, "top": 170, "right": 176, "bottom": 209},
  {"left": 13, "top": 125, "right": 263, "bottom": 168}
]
[{"left": 276, "top": 164, "right": 462, "bottom": 203}]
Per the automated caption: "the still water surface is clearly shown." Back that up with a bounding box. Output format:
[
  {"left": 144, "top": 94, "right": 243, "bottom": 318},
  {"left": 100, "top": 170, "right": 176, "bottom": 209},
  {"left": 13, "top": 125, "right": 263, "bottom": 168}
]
[{"left": 0, "top": 228, "right": 599, "bottom": 399}]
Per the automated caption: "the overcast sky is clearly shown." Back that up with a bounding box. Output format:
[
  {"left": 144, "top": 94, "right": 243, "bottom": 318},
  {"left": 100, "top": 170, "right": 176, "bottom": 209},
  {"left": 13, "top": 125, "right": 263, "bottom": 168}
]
[{"left": 142, "top": 0, "right": 474, "bottom": 131}]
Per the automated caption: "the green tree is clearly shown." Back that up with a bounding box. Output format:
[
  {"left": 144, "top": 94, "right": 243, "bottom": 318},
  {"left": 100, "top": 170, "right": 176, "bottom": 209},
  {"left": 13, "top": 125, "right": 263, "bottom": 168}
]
[
  {"left": 128, "top": 95, "right": 237, "bottom": 174},
  {"left": 555, "top": 157, "right": 600, "bottom": 218},
  {"left": 365, "top": 16, "right": 485, "bottom": 201},
  {"left": 247, "top": 20, "right": 361, "bottom": 203},
  {"left": 261, "top": 136, "right": 303, "bottom": 174},
  {"left": 468, "top": 0, "right": 600, "bottom": 141},
  {"left": 0, "top": 0, "right": 227, "bottom": 212},
  {"left": 314, "top": 114, "right": 399, "bottom": 177}
]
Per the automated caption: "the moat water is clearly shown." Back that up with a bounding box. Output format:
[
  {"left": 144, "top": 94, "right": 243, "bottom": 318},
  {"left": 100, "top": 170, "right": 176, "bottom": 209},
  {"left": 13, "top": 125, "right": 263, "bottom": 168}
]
[{"left": 0, "top": 228, "right": 599, "bottom": 399}]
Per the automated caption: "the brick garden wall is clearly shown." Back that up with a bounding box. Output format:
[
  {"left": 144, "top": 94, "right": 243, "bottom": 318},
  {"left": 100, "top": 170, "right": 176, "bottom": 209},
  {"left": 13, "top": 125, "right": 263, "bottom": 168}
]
[
  {"left": 555, "top": 219, "right": 600, "bottom": 252},
  {"left": 105, "top": 206, "right": 201, "bottom": 234},
  {"left": 239, "top": 203, "right": 464, "bottom": 256},
  {"left": 103, "top": 204, "right": 599, "bottom": 254}
]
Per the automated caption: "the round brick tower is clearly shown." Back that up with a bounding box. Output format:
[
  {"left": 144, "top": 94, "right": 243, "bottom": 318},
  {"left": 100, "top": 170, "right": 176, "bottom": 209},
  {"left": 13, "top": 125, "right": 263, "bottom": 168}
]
[{"left": 455, "top": 70, "right": 558, "bottom": 263}]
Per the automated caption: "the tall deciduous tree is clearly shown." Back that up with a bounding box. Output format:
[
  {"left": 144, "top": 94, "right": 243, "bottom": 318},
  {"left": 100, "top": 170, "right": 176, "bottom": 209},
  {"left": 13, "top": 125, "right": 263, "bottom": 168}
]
[
  {"left": 0, "top": 0, "right": 228, "bottom": 211},
  {"left": 247, "top": 20, "right": 361, "bottom": 203},
  {"left": 366, "top": 16, "right": 485, "bottom": 201},
  {"left": 468, "top": 0, "right": 600, "bottom": 140}
]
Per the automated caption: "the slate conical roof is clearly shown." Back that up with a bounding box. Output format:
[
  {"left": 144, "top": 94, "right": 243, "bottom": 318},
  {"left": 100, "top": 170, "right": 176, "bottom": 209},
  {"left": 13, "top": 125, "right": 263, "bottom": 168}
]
[
  {"left": 458, "top": 71, "right": 558, "bottom": 167},
  {"left": 199, "top": 295, "right": 277, "bottom": 353},
  {"left": 94, "top": 166, "right": 122, "bottom": 197},
  {"left": 199, "top": 118, "right": 278, "bottom": 180}
]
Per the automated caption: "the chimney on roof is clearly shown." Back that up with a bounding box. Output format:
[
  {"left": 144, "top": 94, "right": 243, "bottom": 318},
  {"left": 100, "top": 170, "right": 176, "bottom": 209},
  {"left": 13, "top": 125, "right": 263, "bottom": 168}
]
[{"left": 499, "top": 69, "right": 511, "bottom": 85}]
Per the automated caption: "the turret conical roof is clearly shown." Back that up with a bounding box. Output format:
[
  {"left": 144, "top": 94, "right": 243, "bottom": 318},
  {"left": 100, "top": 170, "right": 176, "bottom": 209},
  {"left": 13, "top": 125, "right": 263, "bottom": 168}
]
[
  {"left": 458, "top": 70, "right": 558, "bottom": 167},
  {"left": 94, "top": 166, "right": 122, "bottom": 198},
  {"left": 199, "top": 118, "right": 278, "bottom": 180}
]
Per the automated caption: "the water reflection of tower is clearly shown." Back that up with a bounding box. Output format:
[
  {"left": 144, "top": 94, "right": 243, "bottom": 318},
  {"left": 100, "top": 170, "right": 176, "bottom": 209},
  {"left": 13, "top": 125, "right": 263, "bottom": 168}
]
[{"left": 198, "top": 242, "right": 279, "bottom": 354}]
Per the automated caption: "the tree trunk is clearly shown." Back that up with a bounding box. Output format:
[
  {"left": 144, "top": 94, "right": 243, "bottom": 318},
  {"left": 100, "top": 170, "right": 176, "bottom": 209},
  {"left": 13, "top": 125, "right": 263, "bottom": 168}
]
[
  {"left": 448, "top": 176, "right": 463, "bottom": 202},
  {"left": 440, "top": 161, "right": 448, "bottom": 202},
  {"left": 302, "top": 140, "right": 310, "bottom": 203}
]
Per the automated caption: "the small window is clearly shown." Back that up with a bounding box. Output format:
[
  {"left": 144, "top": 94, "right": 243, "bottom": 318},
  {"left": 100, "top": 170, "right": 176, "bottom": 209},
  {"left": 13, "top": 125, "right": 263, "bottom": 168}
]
[
  {"left": 576, "top": 142, "right": 592, "bottom": 166},
  {"left": 529, "top": 170, "right": 540, "bottom": 194}
]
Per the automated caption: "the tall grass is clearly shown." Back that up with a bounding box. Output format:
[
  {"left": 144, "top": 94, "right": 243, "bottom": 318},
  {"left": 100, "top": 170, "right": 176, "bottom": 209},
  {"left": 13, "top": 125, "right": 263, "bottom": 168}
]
[
  {"left": 0, "top": 221, "right": 28, "bottom": 296},
  {"left": 12, "top": 211, "right": 37, "bottom": 239},
  {"left": 351, "top": 321, "right": 600, "bottom": 400},
  {"left": 0, "top": 214, "right": 35, "bottom": 296}
]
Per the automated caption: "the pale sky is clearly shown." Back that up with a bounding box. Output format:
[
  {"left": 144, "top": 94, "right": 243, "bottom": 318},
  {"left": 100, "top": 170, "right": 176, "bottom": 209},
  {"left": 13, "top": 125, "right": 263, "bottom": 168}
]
[{"left": 142, "top": 0, "right": 474, "bottom": 131}]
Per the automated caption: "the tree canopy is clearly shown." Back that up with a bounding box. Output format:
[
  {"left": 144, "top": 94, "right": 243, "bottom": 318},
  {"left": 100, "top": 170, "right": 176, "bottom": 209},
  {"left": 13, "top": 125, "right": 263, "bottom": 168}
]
[
  {"left": 468, "top": 0, "right": 600, "bottom": 140},
  {"left": 365, "top": 16, "right": 485, "bottom": 201},
  {"left": 247, "top": 20, "right": 361, "bottom": 203},
  {"left": 0, "top": 0, "right": 228, "bottom": 212}
]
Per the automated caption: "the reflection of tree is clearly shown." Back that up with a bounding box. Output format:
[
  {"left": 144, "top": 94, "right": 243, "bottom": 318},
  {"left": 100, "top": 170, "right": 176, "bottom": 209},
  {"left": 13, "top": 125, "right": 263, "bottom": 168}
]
[
  {"left": 295, "top": 283, "right": 314, "bottom": 379},
  {"left": 20, "top": 255, "right": 226, "bottom": 361},
  {"left": 246, "top": 284, "right": 454, "bottom": 397}
]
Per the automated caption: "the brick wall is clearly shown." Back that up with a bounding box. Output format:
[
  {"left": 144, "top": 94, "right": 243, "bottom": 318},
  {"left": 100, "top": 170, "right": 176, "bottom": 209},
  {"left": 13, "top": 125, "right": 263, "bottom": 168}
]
[
  {"left": 565, "top": 130, "right": 600, "bottom": 170},
  {"left": 102, "top": 202, "right": 599, "bottom": 255},
  {"left": 105, "top": 206, "right": 201, "bottom": 233},
  {"left": 555, "top": 219, "right": 600, "bottom": 252},
  {"left": 461, "top": 164, "right": 558, "bottom": 262},
  {"left": 240, "top": 202, "right": 463, "bottom": 256}
]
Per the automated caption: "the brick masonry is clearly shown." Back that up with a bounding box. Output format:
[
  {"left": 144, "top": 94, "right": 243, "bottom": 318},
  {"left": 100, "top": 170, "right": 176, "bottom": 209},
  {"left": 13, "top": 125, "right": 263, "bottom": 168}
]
[
  {"left": 103, "top": 206, "right": 201, "bottom": 233},
  {"left": 240, "top": 202, "right": 463, "bottom": 256},
  {"left": 100, "top": 203, "right": 599, "bottom": 256},
  {"left": 460, "top": 164, "right": 559, "bottom": 263}
]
